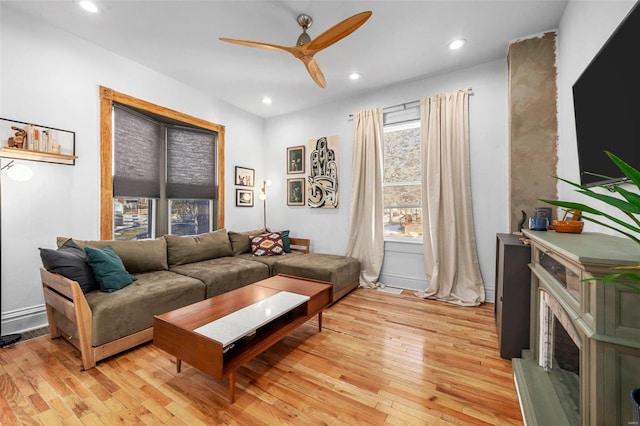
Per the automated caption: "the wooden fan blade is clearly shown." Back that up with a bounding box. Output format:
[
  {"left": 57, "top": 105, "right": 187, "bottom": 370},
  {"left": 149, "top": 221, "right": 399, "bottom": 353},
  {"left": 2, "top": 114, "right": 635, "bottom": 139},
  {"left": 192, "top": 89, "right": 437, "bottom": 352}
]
[
  {"left": 219, "top": 37, "right": 295, "bottom": 55},
  {"left": 306, "top": 11, "right": 372, "bottom": 53},
  {"left": 302, "top": 57, "right": 326, "bottom": 88}
]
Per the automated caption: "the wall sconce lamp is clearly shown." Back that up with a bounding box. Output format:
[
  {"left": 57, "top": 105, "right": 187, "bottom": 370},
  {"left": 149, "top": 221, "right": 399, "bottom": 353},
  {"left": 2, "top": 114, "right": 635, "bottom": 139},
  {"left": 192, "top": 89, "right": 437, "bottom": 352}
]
[
  {"left": 0, "top": 160, "right": 33, "bottom": 347},
  {"left": 258, "top": 179, "right": 272, "bottom": 230}
]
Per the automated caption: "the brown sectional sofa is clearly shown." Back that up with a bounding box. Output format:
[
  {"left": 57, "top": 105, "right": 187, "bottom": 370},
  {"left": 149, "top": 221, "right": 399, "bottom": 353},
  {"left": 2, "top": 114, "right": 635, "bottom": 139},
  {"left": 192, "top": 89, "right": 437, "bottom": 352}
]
[{"left": 40, "top": 229, "right": 360, "bottom": 370}]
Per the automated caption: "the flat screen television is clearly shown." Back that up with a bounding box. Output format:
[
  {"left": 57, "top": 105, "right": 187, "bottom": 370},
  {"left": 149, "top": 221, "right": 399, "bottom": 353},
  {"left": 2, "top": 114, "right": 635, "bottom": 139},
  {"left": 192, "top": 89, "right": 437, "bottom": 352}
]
[{"left": 572, "top": 2, "right": 640, "bottom": 187}]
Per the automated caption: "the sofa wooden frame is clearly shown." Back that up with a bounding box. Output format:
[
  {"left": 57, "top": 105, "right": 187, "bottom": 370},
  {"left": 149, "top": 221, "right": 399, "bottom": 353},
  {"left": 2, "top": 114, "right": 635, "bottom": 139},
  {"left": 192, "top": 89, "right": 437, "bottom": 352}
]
[{"left": 40, "top": 237, "right": 311, "bottom": 370}]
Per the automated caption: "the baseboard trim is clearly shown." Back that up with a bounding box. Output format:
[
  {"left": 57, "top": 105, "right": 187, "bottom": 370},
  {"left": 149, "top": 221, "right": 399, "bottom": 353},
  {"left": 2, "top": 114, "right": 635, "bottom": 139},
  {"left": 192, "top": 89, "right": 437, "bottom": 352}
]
[
  {"left": 379, "top": 273, "right": 496, "bottom": 303},
  {"left": 1, "top": 304, "right": 48, "bottom": 334},
  {"left": 378, "top": 272, "right": 428, "bottom": 291}
]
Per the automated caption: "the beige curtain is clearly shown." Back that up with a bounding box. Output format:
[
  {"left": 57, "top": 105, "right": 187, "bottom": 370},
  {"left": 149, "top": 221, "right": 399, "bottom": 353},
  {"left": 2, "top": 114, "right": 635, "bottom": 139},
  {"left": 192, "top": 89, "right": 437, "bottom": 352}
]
[
  {"left": 345, "top": 108, "right": 385, "bottom": 288},
  {"left": 417, "top": 90, "right": 485, "bottom": 306}
]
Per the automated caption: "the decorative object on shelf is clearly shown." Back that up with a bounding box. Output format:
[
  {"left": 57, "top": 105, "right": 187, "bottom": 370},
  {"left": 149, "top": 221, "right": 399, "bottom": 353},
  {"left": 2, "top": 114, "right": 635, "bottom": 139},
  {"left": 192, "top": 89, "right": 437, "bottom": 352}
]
[
  {"left": 528, "top": 217, "right": 548, "bottom": 231},
  {"left": 235, "top": 166, "right": 255, "bottom": 187},
  {"left": 236, "top": 189, "right": 253, "bottom": 207},
  {"left": 541, "top": 151, "right": 640, "bottom": 292},
  {"left": 0, "top": 160, "right": 34, "bottom": 347},
  {"left": 258, "top": 179, "right": 272, "bottom": 229},
  {"left": 307, "top": 135, "right": 339, "bottom": 208},
  {"left": 534, "top": 206, "right": 552, "bottom": 228},
  {"left": 286, "top": 145, "right": 305, "bottom": 174},
  {"left": 287, "top": 178, "right": 305, "bottom": 206},
  {"left": 518, "top": 210, "right": 527, "bottom": 232},
  {"left": 0, "top": 118, "right": 76, "bottom": 165},
  {"left": 553, "top": 209, "right": 584, "bottom": 234},
  {"left": 7, "top": 127, "right": 26, "bottom": 148}
]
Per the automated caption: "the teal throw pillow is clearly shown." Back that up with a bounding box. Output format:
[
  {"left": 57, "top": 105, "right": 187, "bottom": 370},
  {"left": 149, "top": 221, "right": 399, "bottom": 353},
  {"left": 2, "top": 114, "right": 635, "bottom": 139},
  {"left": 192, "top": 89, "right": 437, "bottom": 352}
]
[
  {"left": 280, "top": 230, "right": 291, "bottom": 253},
  {"left": 84, "top": 246, "right": 136, "bottom": 292}
]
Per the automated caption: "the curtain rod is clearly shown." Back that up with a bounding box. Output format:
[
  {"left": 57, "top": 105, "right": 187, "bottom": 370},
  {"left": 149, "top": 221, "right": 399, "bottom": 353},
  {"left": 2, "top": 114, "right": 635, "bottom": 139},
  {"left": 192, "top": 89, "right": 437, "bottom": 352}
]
[{"left": 348, "top": 87, "right": 473, "bottom": 119}]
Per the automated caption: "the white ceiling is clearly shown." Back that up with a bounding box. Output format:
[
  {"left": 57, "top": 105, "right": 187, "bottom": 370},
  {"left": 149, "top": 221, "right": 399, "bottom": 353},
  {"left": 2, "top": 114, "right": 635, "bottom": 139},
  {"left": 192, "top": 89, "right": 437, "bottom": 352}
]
[{"left": 4, "top": 0, "right": 568, "bottom": 118}]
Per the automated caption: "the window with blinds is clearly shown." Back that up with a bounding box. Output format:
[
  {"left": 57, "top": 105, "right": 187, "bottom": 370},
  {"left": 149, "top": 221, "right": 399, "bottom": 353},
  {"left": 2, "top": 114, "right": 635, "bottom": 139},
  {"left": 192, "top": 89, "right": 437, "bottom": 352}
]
[
  {"left": 113, "top": 106, "right": 161, "bottom": 198},
  {"left": 166, "top": 126, "right": 217, "bottom": 200},
  {"left": 112, "top": 104, "right": 218, "bottom": 240}
]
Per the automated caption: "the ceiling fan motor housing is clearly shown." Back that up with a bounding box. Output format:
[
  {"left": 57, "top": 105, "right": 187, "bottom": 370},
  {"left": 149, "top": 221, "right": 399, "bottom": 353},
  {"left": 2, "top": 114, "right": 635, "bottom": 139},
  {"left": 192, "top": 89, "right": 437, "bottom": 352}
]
[{"left": 296, "top": 14, "right": 313, "bottom": 46}]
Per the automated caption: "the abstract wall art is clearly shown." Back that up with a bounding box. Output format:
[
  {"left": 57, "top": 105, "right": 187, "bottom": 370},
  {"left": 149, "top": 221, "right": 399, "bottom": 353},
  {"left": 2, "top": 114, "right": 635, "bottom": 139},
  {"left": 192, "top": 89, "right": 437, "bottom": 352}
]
[{"left": 307, "top": 135, "right": 339, "bottom": 208}]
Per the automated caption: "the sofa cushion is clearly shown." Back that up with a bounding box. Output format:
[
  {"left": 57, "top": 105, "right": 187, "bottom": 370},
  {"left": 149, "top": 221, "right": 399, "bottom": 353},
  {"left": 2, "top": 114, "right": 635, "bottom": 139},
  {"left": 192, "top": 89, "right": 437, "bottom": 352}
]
[
  {"left": 166, "top": 229, "right": 233, "bottom": 267},
  {"left": 251, "top": 232, "right": 284, "bottom": 256},
  {"left": 83, "top": 270, "right": 206, "bottom": 346},
  {"left": 236, "top": 251, "right": 303, "bottom": 276},
  {"left": 39, "top": 239, "right": 98, "bottom": 294},
  {"left": 228, "top": 228, "right": 267, "bottom": 255},
  {"left": 170, "top": 256, "right": 269, "bottom": 298},
  {"left": 84, "top": 246, "right": 137, "bottom": 292},
  {"left": 274, "top": 253, "right": 361, "bottom": 299},
  {"left": 57, "top": 237, "right": 168, "bottom": 274}
]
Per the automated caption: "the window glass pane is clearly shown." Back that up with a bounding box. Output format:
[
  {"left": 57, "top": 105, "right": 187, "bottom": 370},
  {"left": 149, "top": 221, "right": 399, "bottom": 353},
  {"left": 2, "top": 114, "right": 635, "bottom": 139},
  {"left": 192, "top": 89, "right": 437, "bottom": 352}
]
[
  {"left": 170, "top": 199, "right": 211, "bottom": 235},
  {"left": 383, "top": 121, "right": 422, "bottom": 239},
  {"left": 384, "top": 207, "right": 422, "bottom": 238},
  {"left": 383, "top": 183, "right": 421, "bottom": 207},
  {"left": 384, "top": 125, "right": 421, "bottom": 183},
  {"left": 114, "top": 197, "right": 153, "bottom": 240}
]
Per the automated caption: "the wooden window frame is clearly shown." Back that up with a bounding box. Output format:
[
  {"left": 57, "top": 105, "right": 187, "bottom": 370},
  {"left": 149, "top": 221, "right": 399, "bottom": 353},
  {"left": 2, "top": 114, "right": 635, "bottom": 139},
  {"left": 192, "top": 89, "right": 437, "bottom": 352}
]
[{"left": 99, "top": 86, "right": 225, "bottom": 239}]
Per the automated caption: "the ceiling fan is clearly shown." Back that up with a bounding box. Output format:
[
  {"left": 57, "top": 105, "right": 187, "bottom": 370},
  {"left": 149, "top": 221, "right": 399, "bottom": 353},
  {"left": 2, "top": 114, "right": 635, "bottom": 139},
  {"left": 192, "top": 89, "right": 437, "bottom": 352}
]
[{"left": 219, "top": 11, "right": 372, "bottom": 88}]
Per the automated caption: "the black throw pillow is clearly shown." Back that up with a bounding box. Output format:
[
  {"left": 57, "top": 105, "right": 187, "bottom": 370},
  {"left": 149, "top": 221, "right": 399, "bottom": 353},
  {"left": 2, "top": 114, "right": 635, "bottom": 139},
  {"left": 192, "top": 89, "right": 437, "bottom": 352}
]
[{"left": 39, "top": 239, "right": 98, "bottom": 294}]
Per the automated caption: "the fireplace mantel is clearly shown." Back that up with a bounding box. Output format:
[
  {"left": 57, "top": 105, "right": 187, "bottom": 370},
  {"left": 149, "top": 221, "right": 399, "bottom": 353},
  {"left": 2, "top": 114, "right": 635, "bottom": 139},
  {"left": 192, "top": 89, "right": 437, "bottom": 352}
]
[{"left": 514, "top": 230, "right": 640, "bottom": 426}]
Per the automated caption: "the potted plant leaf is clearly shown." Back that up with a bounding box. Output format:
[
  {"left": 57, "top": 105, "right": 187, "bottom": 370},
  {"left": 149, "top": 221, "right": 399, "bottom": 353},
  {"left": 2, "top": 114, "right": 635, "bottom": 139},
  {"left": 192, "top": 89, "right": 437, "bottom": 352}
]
[{"left": 540, "top": 151, "right": 640, "bottom": 292}]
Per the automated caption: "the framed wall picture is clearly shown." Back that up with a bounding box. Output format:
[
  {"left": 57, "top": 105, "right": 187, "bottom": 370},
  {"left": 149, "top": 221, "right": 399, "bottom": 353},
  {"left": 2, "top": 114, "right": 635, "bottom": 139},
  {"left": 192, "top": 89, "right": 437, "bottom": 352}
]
[
  {"left": 287, "top": 178, "right": 305, "bottom": 206},
  {"left": 235, "top": 166, "right": 255, "bottom": 187},
  {"left": 286, "top": 145, "right": 305, "bottom": 174},
  {"left": 236, "top": 189, "right": 254, "bottom": 207}
]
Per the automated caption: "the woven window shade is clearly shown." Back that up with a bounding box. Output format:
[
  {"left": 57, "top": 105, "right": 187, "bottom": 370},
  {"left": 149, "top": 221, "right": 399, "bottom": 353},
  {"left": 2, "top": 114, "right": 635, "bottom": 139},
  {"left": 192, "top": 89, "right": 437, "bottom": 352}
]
[
  {"left": 166, "top": 126, "right": 217, "bottom": 199},
  {"left": 113, "top": 105, "right": 161, "bottom": 198}
]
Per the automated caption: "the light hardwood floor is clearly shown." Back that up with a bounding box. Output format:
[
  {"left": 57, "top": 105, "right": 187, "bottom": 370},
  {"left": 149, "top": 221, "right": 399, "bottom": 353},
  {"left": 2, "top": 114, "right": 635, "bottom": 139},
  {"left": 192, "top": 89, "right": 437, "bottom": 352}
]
[{"left": 0, "top": 288, "right": 523, "bottom": 425}]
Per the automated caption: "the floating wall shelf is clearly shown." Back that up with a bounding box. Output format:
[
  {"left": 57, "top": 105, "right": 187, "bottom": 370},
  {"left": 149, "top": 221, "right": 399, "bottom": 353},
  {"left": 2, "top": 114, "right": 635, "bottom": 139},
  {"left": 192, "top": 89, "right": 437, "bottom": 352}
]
[
  {"left": 0, "top": 147, "right": 77, "bottom": 165},
  {"left": 0, "top": 118, "right": 76, "bottom": 166}
]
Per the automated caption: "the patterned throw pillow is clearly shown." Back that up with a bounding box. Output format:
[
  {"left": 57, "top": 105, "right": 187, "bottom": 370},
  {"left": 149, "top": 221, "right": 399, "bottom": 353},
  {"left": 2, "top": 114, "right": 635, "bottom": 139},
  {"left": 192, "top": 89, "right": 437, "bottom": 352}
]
[{"left": 250, "top": 232, "right": 284, "bottom": 256}]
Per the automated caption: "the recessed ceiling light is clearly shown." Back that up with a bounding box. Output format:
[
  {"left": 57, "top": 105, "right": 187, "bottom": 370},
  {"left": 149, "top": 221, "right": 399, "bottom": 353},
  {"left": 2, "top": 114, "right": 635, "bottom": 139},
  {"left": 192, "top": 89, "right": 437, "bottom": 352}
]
[
  {"left": 448, "top": 38, "right": 467, "bottom": 50},
  {"left": 349, "top": 72, "right": 361, "bottom": 80},
  {"left": 79, "top": 1, "right": 99, "bottom": 13},
  {"left": 262, "top": 96, "right": 272, "bottom": 105}
]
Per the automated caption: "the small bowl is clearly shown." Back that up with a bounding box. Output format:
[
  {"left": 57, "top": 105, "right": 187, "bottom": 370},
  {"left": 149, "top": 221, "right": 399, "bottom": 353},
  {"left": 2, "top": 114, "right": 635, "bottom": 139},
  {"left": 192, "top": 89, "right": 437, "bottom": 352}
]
[{"left": 553, "top": 220, "right": 584, "bottom": 234}]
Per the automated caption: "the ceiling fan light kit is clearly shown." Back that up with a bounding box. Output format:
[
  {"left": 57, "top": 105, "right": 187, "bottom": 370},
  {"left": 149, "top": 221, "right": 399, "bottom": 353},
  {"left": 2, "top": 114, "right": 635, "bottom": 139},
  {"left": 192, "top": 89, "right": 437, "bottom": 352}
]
[{"left": 219, "top": 11, "right": 373, "bottom": 88}]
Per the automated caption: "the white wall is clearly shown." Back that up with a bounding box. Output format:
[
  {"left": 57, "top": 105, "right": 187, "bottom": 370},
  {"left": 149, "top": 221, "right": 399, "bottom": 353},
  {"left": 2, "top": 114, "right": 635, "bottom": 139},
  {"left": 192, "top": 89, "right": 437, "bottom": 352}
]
[
  {"left": 0, "top": 5, "right": 265, "bottom": 333},
  {"left": 556, "top": 0, "right": 637, "bottom": 233},
  {"left": 264, "top": 59, "right": 509, "bottom": 302}
]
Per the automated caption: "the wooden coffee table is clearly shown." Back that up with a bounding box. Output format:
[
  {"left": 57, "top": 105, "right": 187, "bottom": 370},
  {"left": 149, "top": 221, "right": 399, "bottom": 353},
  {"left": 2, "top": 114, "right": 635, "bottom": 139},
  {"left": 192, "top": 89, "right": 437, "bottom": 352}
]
[{"left": 153, "top": 274, "right": 333, "bottom": 402}]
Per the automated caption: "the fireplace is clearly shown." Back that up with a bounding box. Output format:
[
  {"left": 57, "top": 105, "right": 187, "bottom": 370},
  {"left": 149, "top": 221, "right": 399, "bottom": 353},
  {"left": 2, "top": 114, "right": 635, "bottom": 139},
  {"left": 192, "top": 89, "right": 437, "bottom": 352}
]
[
  {"left": 537, "top": 291, "right": 580, "bottom": 423},
  {"left": 513, "top": 230, "right": 640, "bottom": 426}
]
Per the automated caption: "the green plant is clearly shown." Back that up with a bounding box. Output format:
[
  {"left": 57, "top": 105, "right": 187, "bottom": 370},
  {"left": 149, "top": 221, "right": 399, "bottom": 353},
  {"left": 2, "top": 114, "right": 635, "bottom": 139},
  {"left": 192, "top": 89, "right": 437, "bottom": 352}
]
[{"left": 540, "top": 151, "right": 640, "bottom": 292}]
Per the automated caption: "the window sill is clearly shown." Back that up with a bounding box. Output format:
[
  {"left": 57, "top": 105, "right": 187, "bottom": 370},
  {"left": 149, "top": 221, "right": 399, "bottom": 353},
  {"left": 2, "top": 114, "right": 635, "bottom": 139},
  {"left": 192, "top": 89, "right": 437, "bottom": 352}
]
[{"left": 384, "top": 236, "right": 423, "bottom": 244}]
